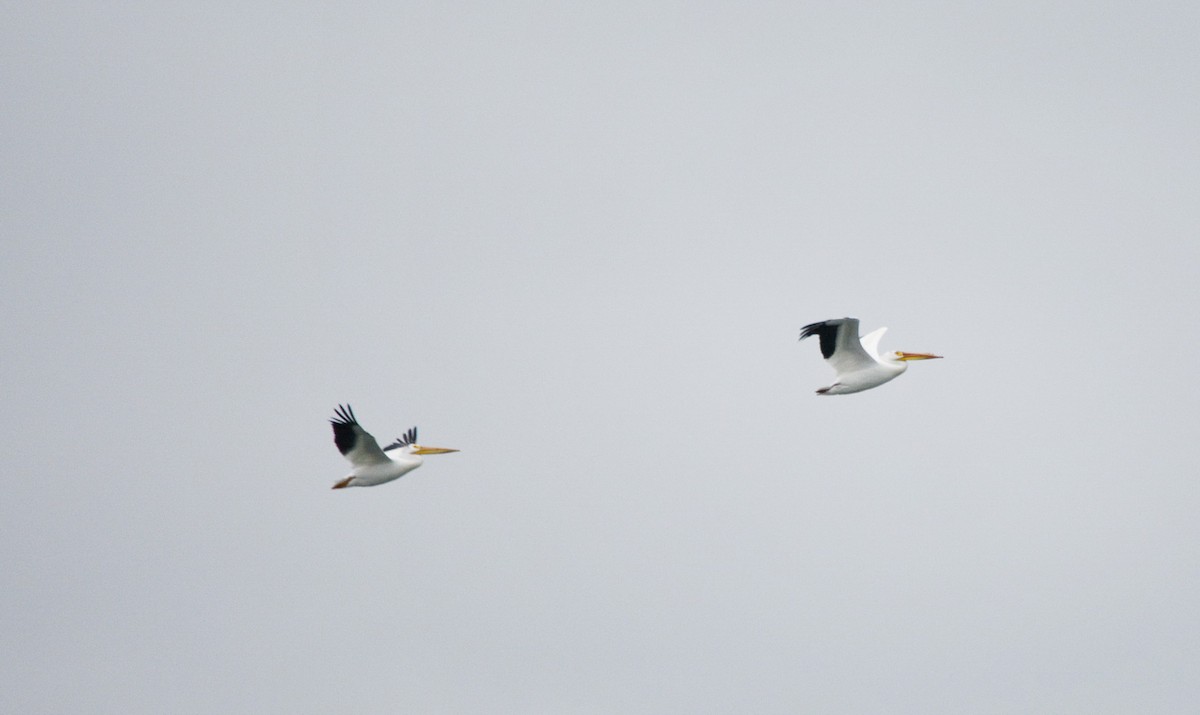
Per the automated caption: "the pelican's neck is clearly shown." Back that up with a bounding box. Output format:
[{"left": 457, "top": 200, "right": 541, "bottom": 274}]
[
  {"left": 878, "top": 353, "right": 909, "bottom": 374},
  {"left": 390, "top": 446, "right": 424, "bottom": 468}
]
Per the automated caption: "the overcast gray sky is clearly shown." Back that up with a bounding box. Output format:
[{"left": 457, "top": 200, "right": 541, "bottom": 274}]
[{"left": 4, "top": 1, "right": 1200, "bottom": 712}]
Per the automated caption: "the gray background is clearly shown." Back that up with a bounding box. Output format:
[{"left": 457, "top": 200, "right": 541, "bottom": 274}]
[{"left": 4, "top": 1, "right": 1199, "bottom": 712}]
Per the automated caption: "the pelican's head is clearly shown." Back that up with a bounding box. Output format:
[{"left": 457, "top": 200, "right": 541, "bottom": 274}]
[{"left": 384, "top": 427, "right": 459, "bottom": 460}]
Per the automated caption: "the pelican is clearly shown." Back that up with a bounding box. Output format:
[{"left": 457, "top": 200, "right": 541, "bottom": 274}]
[
  {"left": 329, "top": 404, "right": 458, "bottom": 489},
  {"left": 799, "top": 317, "right": 941, "bottom": 395}
]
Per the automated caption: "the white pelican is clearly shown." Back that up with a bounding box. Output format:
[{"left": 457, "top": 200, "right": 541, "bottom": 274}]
[
  {"left": 329, "top": 404, "right": 458, "bottom": 489},
  {"left": 799, "top": 318, "right": 941, "bottom": 395}
]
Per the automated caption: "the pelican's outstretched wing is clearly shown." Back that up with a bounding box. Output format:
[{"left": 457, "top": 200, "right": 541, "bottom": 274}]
[
  {"left": 799, "top": 317, "right": 879, "bottom": 374},
  {"left": 330, "top": 404, "right": 389, "bottom": 467}
]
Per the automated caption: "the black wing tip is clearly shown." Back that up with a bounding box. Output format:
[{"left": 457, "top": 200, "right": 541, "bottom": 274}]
[
  {"left": 798, "top": 319, "right": 851, "bottom": 359},
  {"left": 330, "top": 403, "right": 358, "bottom": 426},
  {"left": 799, "top": 317, "right": 856, "bottom": 337},
  {"left": 382, "top": 426, "right": 419, "bottom": 452},
  {"left": 330, "top": 404, "right": 360, "bottom": 456},
  {"left": 799, "top": 319, "right": 833, "bottom": 341}
]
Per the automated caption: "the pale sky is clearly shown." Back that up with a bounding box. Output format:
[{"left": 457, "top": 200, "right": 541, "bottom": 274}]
[{"left": 4, "top": 1, "right": 1200, "bottom": 712}]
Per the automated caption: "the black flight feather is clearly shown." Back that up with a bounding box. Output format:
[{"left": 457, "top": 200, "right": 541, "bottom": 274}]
[
  {"left": 383, "top": 427, "right": 418, "bottom": 452},
  {"left": 330, "top": 403, "right": 360, "bottom": 456},
  {"left": 799, "top": 320, "right": 841, "bottom": 360}
]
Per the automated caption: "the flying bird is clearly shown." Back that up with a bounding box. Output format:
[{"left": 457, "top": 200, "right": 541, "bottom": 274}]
[
  {"left": 329, "top": 404, "right": 458, "bottom": 489},
  {"left": 799, "top": 317, "right": 941, "bottom": 395}
]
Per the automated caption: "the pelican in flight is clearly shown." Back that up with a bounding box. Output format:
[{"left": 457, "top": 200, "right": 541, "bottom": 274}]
[
  {"left": 329, "top": 404, "right": 458, "bottom": 489},
  {"left": 799, "top": 318, "right": 941, "bottom": 395}
]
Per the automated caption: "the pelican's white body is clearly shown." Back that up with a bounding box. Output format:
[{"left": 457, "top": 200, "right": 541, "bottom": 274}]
[
  {"left": 799, "top": 318, "right": 940, "bottom": 396},
  {"left": 328, "top": 405, "right": 457, "bottom": 489},
  {"left": 341, "top": 447, "right": 425, "bottom": 488},
  {"left": 816, "top": 327, "right": 908, "bottom": 395}
]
